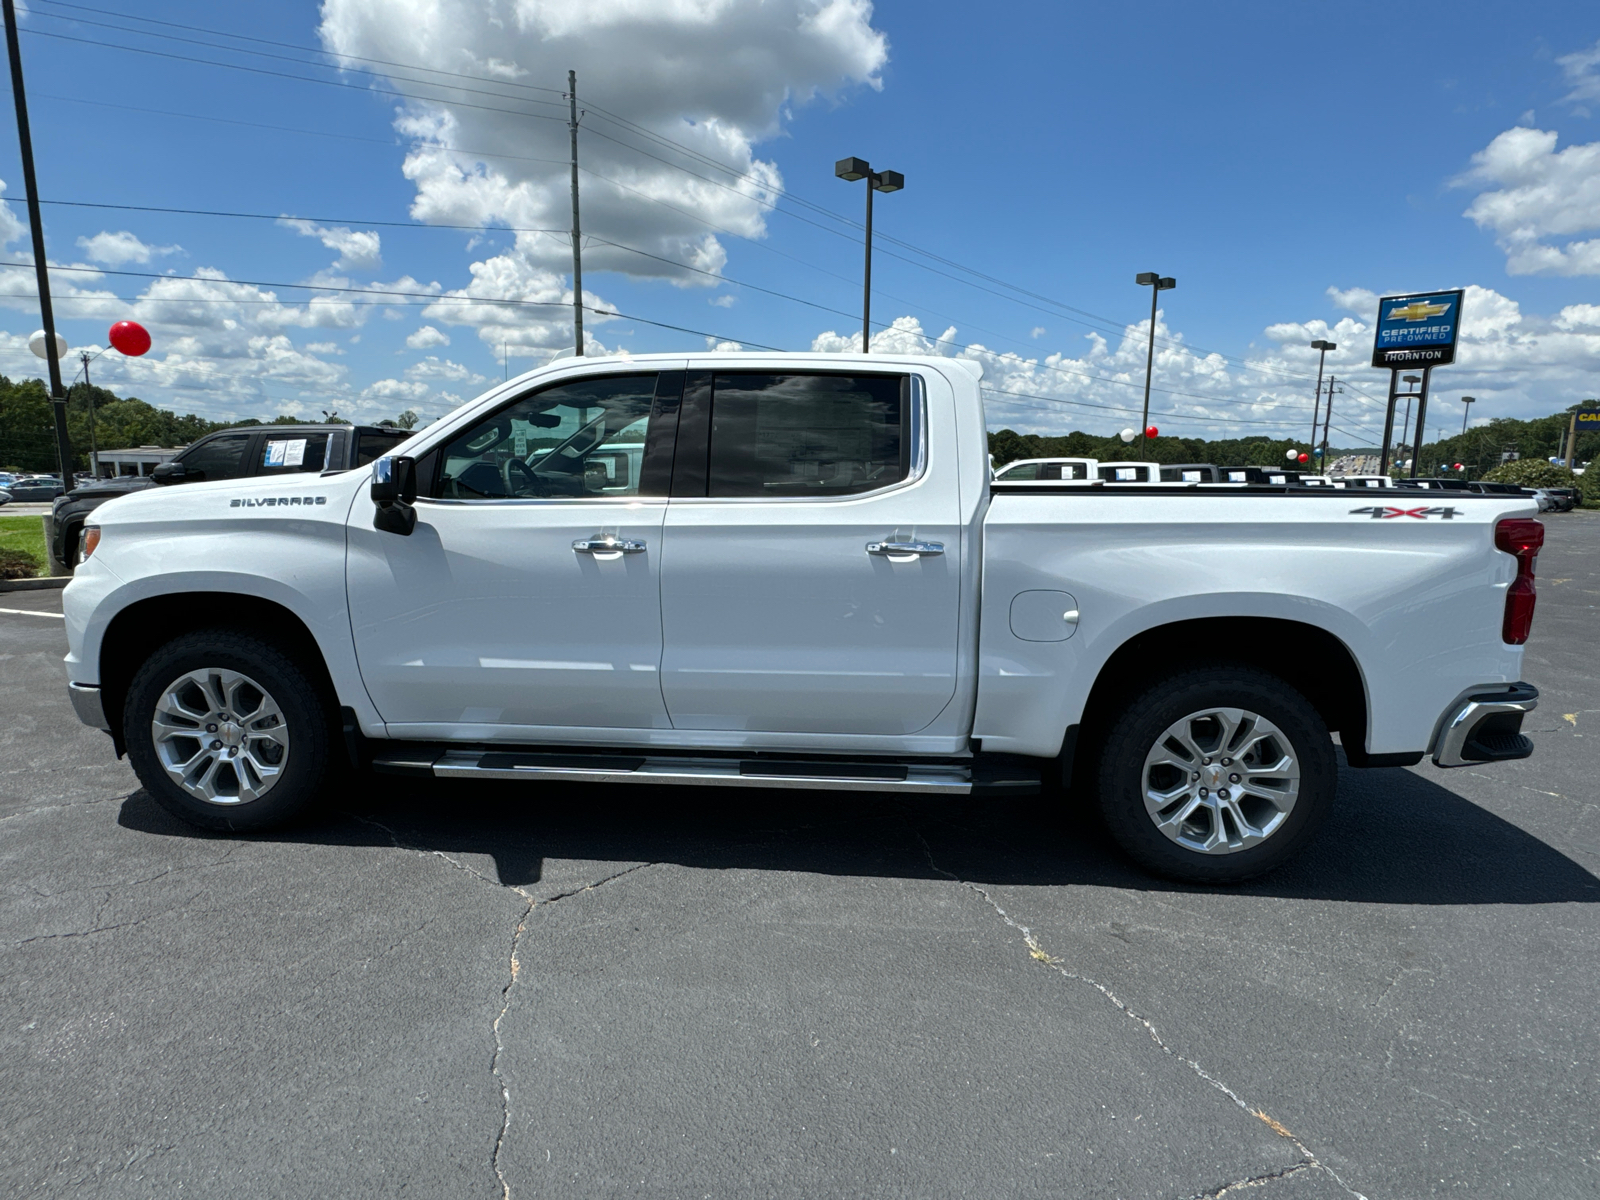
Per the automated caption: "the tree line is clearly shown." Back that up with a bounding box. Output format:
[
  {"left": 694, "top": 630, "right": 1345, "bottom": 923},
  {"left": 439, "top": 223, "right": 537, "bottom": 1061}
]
[
  {"left": 989, "top": 405, "right": 1599, "bottom": 475},
  {"left": 0, "top": 375, "right": 417, "bottom": 473}
]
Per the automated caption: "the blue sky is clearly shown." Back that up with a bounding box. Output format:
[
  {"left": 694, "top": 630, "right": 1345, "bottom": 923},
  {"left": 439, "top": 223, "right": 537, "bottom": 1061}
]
[{"left": 0, "top": 0, "right": 1596, "bottom": 445}]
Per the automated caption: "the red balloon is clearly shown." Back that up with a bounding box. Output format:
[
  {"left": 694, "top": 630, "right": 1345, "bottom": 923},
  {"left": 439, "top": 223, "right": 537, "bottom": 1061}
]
[
  {"left": 1298, "top": 452, "right": 1309, "bottom": 463},
  {"left": 109, "top": 320, "right": 151, "bottom": 356},
  {"left": 1145, "top": 425, "right": 1158, "bottom": 439}
]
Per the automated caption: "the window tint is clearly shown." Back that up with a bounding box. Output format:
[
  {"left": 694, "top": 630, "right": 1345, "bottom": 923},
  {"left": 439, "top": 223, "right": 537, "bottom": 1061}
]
[
  {"left": 357, "top": 430, "right": 408, "bottom": 466},
  {"left": 706, "top": 373, "right": 906, "bottom": 498},
  {"left": 258, "top": 432, "right": 330, "bottom": 475},
  {"left": 997, "top": 463, "right": 1039, "bottom": 480},
  {"left": 178, "top": 433, "right": 253, "bottom": 482},
  {"left": 436, "top": 374, "right": 658, "bottom": 500}
]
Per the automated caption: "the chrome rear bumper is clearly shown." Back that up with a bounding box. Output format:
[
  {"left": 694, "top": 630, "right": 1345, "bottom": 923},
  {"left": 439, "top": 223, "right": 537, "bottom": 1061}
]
[
  {"left": 1432, "top": 682, "right": 1538, "bottom": 768},
  {"left": 67, "top": 682, "right": 110, "bottom": 732}
]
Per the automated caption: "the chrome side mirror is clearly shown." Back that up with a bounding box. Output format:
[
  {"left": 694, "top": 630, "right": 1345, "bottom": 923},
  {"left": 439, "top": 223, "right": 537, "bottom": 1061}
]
[{"left": 371, "top": 456, "right": 417, "bottom": 535}]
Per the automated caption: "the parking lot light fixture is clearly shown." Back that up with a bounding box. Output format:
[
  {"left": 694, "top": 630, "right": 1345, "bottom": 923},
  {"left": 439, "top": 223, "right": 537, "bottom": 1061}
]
[
  {"left": 836, "top": 157, "right": 905, "bottom": 353},
  {"left": 1460, "top": 395, "right": 1475, "bottom": 436},
  {"left": 1136, "top": 273, "right": 1176, "bottom": 449}
]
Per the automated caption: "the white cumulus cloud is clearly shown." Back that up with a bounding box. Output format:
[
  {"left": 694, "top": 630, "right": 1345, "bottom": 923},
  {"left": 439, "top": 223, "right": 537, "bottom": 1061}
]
[
  {"left": 1458, "top": 126, "right": 1600, "bottom": 275},
  {"left": 317, "top": 0, "right": 888, "bottom": 337},
  {"left": 406, "top": 323, "right": 450, "bottom": 348},
  {"left": 76, "top": 230, "right": 182, "bottom": 266},
  {"left": 280, "top": 218, "right": 384, "bottom": 271}
]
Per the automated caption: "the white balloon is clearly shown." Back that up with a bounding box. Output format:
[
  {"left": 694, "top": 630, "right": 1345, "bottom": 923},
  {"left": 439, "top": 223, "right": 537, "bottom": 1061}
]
[
  {"left": 1119, "top": 427, "right": 1137, "bottom": 444},
  {"left": 1285, "top": 449, "right": 1299, "bottom": 462},
  {"left": 28, "top": 329, "right": 67, "bottom": 360}
]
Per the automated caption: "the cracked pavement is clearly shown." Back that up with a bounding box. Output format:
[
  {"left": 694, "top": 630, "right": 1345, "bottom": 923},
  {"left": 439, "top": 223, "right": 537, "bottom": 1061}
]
[{"left": 2, "top": 514, "right": 1597, "bottom": 1197}]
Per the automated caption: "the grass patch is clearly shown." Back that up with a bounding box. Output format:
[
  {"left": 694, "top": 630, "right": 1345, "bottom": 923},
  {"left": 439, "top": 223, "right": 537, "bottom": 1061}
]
[{"left": 0, "top": 513, "right": 48, "bottom": 577}]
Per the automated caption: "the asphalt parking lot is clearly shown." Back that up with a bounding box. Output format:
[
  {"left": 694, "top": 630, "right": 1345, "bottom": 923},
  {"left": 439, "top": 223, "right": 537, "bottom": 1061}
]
[{"left": 2, "top": 514, "right": 1596, "bottom": 1199}]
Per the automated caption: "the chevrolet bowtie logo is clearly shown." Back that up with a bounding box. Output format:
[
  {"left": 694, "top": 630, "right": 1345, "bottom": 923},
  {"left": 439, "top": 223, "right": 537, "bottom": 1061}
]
[{"left": 1388, "top": 300, "right": 1451, "bottom": 322}]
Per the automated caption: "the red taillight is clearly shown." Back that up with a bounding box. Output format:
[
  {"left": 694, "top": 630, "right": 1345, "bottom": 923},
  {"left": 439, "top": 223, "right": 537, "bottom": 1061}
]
[{"left": 1495, "top": 518, "right": 1544, "bottom": 645}]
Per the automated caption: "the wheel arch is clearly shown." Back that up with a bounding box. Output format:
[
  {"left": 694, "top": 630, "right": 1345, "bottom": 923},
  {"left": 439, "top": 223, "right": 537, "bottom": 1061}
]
[
  {"left": 1072, "top": 616, "right": 1377, "bottom": 772},
  {"left": 99, "top": 592, "right": 344, "bottom": 756}
]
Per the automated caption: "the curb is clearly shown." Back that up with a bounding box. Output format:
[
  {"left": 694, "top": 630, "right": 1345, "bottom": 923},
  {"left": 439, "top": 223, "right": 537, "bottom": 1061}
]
[{"left": 0, "top": 576, "right": 69, "bottom": 592}]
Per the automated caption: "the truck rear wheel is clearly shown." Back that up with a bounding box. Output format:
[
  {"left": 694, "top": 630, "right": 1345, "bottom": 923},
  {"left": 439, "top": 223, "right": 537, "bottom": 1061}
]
[
  {"left": 1094, "top": 666, "right": 1335, "bottom": 884},
  {"left": 124, "top": 630, "right": 331, "bottom": 831}
]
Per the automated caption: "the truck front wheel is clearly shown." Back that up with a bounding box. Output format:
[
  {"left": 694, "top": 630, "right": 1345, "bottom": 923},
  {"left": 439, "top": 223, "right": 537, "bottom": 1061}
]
[
  {"left": 124, "top": 630, "right": 332, "bottom": 831},
  {"left": 1095, "top": 667, "right": 1335, "bottom": 884}
]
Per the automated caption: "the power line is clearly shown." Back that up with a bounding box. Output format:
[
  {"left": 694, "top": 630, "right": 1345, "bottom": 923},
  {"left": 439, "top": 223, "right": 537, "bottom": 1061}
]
[
  {"left": 18, "top": 26, "right": 572, "bottom": 125},
  {"left": 20, "top": 15, "right": 1309, "bottom": 377},
  {"left": 0, "top": 260, "right": 788, "bottom": 349},
  {"left": 30, "top": 0, "right": 567, "bottom": 95}
]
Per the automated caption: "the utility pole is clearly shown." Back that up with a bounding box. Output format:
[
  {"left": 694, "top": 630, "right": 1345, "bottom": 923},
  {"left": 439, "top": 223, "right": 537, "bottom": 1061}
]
[
  {"left": 567, "top": 69, "right": 583, "bottom": 356},
  {"left": 1309, "top": 339, "right": 1335, "bottom": 450},
  {"left": 79, "top": 351, "right": 98, "bottom": 475},
  {"left": 4, "top": 0, "right": 73, "bottom": 483},
  {"left": 1564, "top": 408, "right": 1578, "bottom": 469},
  {"left": 1320, "top": 376, "right": 1339, "bottom": 473}
]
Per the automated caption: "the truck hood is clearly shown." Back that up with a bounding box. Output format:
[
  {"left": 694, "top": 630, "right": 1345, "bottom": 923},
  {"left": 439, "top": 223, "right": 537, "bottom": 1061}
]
[{"left": 87, "top": 467, "right": 370, "bottom": 528}]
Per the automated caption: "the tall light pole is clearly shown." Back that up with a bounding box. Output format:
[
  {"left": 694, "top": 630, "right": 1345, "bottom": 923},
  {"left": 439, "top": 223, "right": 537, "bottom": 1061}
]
[
  {"left": 835, "top": 157, "right": 904, "bottom": 352},
  {"left": 1135, "top": 272, "right": 1176, "bottom": 450},
  {"left": 1459, "top": 395, "right": 1475, "bottom": 436},
  {"left": 1309, "top": 339, "right": 1335, "bottom": 450}
]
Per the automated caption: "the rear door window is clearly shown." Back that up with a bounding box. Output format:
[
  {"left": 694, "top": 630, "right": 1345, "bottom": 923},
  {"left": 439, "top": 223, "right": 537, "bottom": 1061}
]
[
  {"left": 705, "top": 373, "right": 907, "bottom": 498},
  {"left": 177, "top": 433, "right": 255, "bottom": 482},
  {"left": 257, "top": 432, "right": 331, "bottom": 475}
]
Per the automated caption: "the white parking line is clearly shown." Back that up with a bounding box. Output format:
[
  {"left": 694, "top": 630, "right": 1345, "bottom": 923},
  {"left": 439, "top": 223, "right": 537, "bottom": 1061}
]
[{"left": 0, "top": 607, "right": 64, "bottom": 618}]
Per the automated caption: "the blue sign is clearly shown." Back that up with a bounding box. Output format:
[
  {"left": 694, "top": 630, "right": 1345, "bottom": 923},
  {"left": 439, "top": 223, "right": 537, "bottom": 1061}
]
[{"left": 1371, "top": 290, "right": 1464, "bottom": 369}]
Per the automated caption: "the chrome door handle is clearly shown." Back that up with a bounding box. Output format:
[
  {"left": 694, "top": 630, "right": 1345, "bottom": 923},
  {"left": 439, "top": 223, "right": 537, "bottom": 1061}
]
[
  {"left": 572, "top": 536, "right": 647, "bottom": 554},
  {"left": 866, "top": 540, "right": 944, "bottom": 556}
]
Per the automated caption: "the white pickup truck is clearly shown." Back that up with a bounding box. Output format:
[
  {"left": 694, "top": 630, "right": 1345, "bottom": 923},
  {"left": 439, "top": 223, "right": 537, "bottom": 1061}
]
[{"left": 61, "top": 353, "right": 1544, "bottom": 883}]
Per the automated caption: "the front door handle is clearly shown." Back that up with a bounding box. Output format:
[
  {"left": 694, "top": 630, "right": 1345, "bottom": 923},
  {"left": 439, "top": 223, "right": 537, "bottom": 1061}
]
[
  {"left": 866, "top": 540, "right": 944, "bottom": 557},
  {"left": 573, "top": 536, "right": 647, "bottom": 554}
]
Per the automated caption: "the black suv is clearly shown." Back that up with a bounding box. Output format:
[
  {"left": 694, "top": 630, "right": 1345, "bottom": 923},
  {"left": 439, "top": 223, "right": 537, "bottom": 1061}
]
[{"left": 47, "top": 423, "right": 411, "bottom": 570}]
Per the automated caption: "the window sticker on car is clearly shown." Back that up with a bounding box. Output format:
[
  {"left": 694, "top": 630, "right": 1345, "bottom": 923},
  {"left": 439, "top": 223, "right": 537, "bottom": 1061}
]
[
  {"left": 1115, "top": 468, "right": 1136, "bottom": 480},
  {"left": 264, "top": 439, "right": 308, "bottom": 468}
]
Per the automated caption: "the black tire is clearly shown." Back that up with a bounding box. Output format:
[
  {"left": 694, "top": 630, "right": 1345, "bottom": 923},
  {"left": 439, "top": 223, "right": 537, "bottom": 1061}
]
[
  {"left": 1093, "top": 666, "right": 1336, "bottom": 884},
  {"left": 124, "top": 630, "right": 332, "bottom": 832}
]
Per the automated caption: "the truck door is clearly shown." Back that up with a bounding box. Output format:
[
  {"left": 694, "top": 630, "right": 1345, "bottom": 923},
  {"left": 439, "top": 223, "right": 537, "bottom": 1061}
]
[
  {"left": 658, "top": 369, "right": 962, "bottom": 736},
  {"left": 347, "top": 370, "right": 683, "bottom": 733}
]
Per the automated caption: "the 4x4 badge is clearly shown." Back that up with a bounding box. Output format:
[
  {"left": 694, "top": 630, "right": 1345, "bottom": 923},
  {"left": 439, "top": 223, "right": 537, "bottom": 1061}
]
[{"left": 1349, "top": 505, "right": 1459, "bottom": 519}]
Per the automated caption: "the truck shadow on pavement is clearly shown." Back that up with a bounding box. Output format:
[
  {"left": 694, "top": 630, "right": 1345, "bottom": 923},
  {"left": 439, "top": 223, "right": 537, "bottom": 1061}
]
[{"left": 116, "top": 761, "right": 1600, "bottom": 906}]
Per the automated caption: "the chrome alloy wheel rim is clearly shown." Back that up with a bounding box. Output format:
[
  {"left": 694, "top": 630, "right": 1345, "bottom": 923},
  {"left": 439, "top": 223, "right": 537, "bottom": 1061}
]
[
  {"left": 1141, "top": 707, "right": 1300, "bottom": 855},
  {"left": 151, "top": 668, "right": 289, "bottom": 805}
]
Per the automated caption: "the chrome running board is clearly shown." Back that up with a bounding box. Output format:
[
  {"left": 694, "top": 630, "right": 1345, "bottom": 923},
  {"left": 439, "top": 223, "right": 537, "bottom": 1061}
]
[{"left": 372, "top": 748, "right": 1039, "bottom": 796}]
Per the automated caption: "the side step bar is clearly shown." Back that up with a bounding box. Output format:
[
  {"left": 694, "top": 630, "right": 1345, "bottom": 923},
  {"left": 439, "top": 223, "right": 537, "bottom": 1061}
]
[{"left": 373, "top": 749, "right": 1040, "bottom": 796}]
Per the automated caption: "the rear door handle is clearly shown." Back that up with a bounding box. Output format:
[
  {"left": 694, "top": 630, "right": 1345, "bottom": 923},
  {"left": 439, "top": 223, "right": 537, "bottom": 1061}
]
[
  {"left": 573, "top": 536, "right": 647, "bottom": 554},
  {"left": 866, "top": 540, "right": 944, "bottom": 557}
]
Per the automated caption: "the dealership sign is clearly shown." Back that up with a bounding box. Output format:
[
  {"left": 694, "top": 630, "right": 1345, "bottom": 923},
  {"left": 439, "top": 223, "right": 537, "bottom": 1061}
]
[{"left": 1370, "top": 290, "right": 1464, "bottom": 368}]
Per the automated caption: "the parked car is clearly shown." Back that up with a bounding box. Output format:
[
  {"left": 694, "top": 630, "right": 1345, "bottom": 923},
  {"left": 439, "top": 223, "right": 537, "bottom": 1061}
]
[
  {"left": 46, "top": 423, "right": 413, "bottom": 571},
  {"left": 64, "top": 353, "right": 1543, "bottom": 885},
  {"left": 1217, "top": 467, "right": 1302, "bottom": 485},
  {"left": 993, "top": 457, "right": 1098, "bottom": 481},
  {"left": 2, "top": 475, "right": 65, "bottom": 501},
  {"left": 1545, "top": 487, "right": 1580, "bottom": 511}
]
